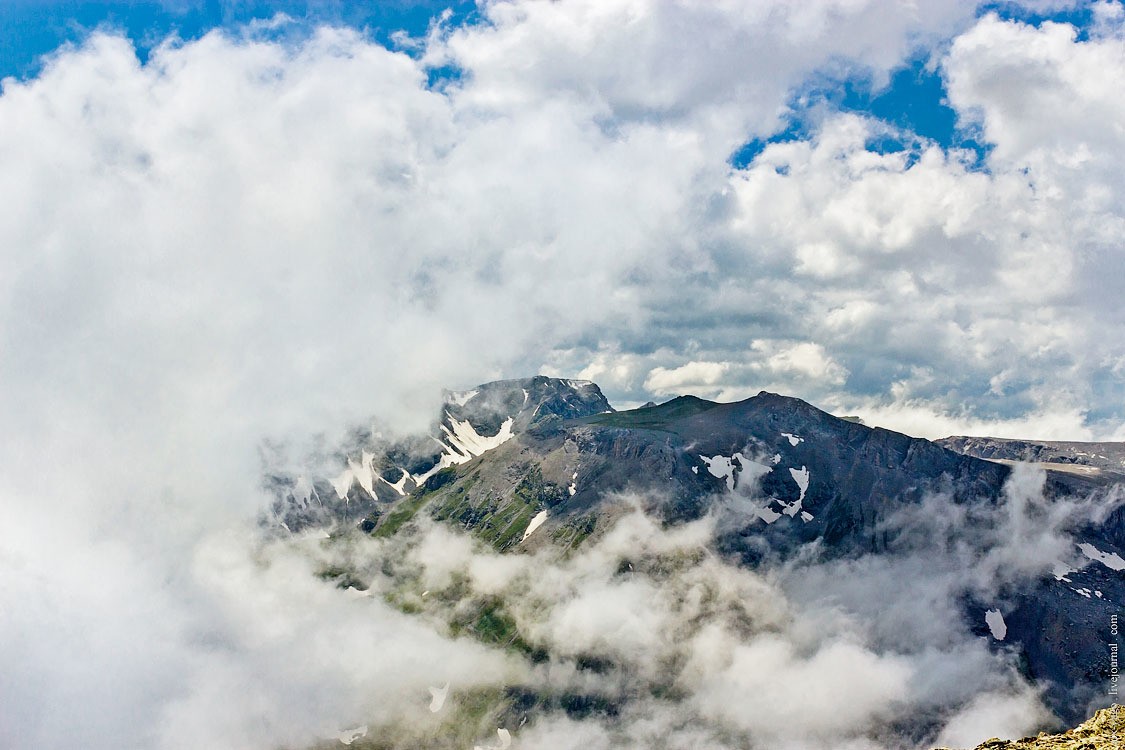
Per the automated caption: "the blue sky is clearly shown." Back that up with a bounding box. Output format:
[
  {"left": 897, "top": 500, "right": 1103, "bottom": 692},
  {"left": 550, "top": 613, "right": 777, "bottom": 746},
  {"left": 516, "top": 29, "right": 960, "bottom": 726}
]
[
  {"left": 0, "top": 1, "right": 477, "bottom": 77},
  {"left": 0, "top": 1, "right": 1102, "bottom": 164}
]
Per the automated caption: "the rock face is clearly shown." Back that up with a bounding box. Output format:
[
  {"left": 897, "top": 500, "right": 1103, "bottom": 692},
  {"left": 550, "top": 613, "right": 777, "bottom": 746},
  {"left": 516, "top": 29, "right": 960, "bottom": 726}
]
[
  {"left": 266, "top": 378, "right": 1125, "bottom": 727},
  {"left": 934, "top": 704, "right": 1125, "bottom": 749},
  {"left": 360, "top": 389, "right": 1013, "bottom": 555},
  {"left": 537, "top": 391, "right": 1011, "bottom": 560},
  {"left": 263, "top": 377, "right": 613, "bottom": 534},
  {"left": 937, "top": 433, "right": 1125, "bottom": 721},
  {"left": 940, "top": 435, "right": 1125, "bottom": 555},
  {"left": 938, "top": 436, "right": 1125, "bottom": 475},
  {"left": 938, "top": 436, "right": 1125, "bottom": 498},
  {"left": 443, "top": 376, "right": 614, "bottom": 434}
]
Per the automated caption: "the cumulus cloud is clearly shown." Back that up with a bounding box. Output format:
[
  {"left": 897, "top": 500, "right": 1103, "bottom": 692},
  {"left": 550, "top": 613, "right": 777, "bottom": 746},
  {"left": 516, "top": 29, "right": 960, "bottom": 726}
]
[
  {"left": 547, "top": 9, "right": 1125, "bottom": 440},
  {"left": 934, "top": 689, "right": 1053, "bottom": 750},
  {"left": 0, "top": 521, "right": 520, "bottom": 750},
  {"left": 644, "top": 361, "right": 731, "bottom": 396},
  {"left": 755, "top": 340, "right": 849, "bottom": 384}
]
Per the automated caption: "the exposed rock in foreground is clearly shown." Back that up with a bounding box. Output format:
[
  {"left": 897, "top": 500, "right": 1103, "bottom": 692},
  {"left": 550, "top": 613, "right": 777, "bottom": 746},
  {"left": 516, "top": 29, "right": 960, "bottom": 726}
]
[{"left": 936, "top": 704, "right": 1124, "bottom": 749}]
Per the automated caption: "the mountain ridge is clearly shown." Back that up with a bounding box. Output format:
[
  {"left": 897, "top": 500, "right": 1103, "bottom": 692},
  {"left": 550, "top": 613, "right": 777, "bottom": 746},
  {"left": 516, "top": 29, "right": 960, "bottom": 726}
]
[{"left": 267, "top": 376, "right": 1125, "bottom": 729}]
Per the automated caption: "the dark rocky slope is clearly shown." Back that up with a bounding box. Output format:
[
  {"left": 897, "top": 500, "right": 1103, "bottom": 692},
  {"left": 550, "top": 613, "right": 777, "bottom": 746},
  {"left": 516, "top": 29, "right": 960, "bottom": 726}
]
[{"left": 269, "top": 378, "right": 1125, "bottom": 726}]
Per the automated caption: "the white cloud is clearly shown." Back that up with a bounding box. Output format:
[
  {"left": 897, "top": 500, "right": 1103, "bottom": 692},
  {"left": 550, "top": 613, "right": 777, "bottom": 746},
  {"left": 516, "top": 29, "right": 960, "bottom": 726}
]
[
  {"left": 315, "top": 492, "right": 1068, "bottom": 750},
  {"left": 3, "top": 4, "right": 1125, "bottom": 747},
  {"left": 756, "top": 340, "right": 849, "bottom": 384},
  {"left": 644, "top": 361, "right": 731, "bottom": 395},
  {"left": 690, "top": 634, "right": 913, "bottom": 741},
  {"left": 934, "top": 689, "right": 1052, "bottom": 749},
  {"left": 837, "top": 398, "right": 1094, "bottom": 441}
]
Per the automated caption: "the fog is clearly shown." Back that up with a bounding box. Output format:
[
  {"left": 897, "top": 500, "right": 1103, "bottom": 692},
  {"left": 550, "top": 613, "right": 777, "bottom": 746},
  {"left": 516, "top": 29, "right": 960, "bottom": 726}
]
[{"left": 186, "top": 466, "right": 1098, "bottom": 750}]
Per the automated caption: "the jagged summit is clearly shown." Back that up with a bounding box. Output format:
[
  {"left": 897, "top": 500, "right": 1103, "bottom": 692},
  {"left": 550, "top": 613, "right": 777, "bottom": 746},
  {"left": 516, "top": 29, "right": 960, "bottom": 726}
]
[
  {"left": 405, "top": 376, "right": 613, "bottom": 487},
  {"left": 266, "top": 376, "right": 613, "bottom": 531},
  {"left": 444, "top": 375, "right": 613, "bottom": 434}
]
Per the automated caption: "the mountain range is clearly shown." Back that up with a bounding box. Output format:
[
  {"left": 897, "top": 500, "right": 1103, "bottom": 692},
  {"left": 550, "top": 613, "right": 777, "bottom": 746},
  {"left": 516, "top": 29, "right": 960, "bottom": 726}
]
[{"left": 266, "top": 376, "right": 1125, "bottom": 734}]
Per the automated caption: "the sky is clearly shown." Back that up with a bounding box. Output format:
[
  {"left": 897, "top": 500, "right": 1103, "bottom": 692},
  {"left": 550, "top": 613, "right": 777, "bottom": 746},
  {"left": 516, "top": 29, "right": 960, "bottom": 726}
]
[
  {"left": 2, "top": 0, "right": 1124, "bottom": 442},
  {"left": 2, "top": 2, "right": 1125, "bottom": 749}
]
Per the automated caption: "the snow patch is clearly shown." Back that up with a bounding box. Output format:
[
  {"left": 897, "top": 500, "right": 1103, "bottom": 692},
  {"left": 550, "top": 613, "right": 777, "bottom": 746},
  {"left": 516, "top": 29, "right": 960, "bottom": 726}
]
[
  {"left": 348, "top": 451, "right": 376, "bottom": 496},
  {"left": 800, "top": 511, "right": 814, "bottom": 523},
  {"left": 757, "top": 504, "right": 782, "bottom": 524},
  {"left": 789, "top": 466, "right": 809, "bottom": 503},
  {"left": 415, "top": 413, "right": 515, "bottom": 484},
  {"left": 292, "top": 475, "right": 316, "bottom": 505},
  {"left": 701, "top": 453, "right": 751, "bottom": 491},
  {"left": 443, "top": 414, "right": 515, "bottom": 457},
  {"left": 474, "top": 728, "right": 512, "bottom": 750},
  {"left": 344, "top": 586, "right": 372, "bottom": 599},
  {"left": 332, "top": 452, "right": 381, "bottom": 501},
  {"left": 379, "top": 470, "right": 410, "bottom": 496},
  {"left": 568, "top": 471, "right": 577, "bottom": 496},
  {"left": 522, "top": 510, "right": 548, "bottom": 541},
  {"left": 984, "top": 609, "right": 1006, "bottom": 640},
  {"left": 1079, "top": 542, "right": 1125, "bottom": 571},
  {"left": 429, "top": 682, "right": 449, "bottom": 713},
  {"left": 771, "top": 453, "right": 782, "bottom": 465},
  {"left": 330, "top": 468, "right": 355, "bottom": 500},
  {"left": 781, "top": 432, "right": 803, "bottom": 446},
  {"left": 781, "top": 466, "right": 810, "bottom": 517},
  {"left": 335, "top": 726, "right": 368, "bottom": 745},
  {"left": 1052, "top": 561, "right": 1076, "bottom": 582}
]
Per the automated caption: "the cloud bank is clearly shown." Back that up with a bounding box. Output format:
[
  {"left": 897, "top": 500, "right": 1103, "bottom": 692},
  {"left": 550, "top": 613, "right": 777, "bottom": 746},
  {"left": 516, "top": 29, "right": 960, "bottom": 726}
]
[{"left": 6, "top": 1, "right": 1125, "bottom": 440}]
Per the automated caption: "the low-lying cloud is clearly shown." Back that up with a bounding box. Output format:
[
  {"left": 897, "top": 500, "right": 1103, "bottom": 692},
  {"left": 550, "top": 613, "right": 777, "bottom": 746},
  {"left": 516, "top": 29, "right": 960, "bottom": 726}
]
[
  {"left": 263, "top": 467, "right": 1098, "bottom": 750},
  {"left": 1, "top": 422, "right": 1109, "bottom": 749}
]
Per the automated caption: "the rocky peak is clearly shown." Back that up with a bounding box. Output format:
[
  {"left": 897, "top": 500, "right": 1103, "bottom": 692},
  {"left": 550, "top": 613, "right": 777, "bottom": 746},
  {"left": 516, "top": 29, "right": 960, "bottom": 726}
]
[{"left": 443, "top": 375, "right": 613, "bottom": 434}]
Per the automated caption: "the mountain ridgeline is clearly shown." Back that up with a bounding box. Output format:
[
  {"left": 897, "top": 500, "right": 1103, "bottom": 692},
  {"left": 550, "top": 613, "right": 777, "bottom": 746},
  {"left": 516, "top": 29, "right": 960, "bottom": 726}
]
[{"left": 265, "top": 376, "right": 1125, "bottom": 728}]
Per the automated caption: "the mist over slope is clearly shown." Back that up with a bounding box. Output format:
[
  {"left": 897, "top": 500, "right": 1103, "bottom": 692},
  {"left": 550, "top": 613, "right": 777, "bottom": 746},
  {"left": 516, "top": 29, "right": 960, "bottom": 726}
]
[{"left": 256, "top": 377, "right": 1125, "bottom": 749}]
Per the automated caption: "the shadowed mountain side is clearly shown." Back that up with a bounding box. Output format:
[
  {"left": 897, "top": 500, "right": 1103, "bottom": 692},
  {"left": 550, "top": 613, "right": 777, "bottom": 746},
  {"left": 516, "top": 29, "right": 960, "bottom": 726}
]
[
  {"left": 938, "top": 436, "right": 1125, "bottom": 474},
  {"left": 267, "top": 379, "right": 1125, "bottom": 727}
]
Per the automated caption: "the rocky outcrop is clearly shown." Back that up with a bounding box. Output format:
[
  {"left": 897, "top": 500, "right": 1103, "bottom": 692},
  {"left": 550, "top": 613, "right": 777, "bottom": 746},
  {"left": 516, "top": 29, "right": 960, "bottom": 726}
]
[
  {"left": 935, "top": 704, "right": 1124, "bottom": 749},
  {"left": 938, "top": 436, "right": 1125, "bottom": 474}
]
